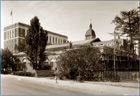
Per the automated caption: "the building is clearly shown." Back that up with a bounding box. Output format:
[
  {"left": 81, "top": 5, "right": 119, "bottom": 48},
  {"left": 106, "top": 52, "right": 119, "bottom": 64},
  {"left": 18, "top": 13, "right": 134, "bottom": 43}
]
[
  {"left": 13, "top": 23, "right": 139, "bottom": 71},
  {"left": 4, "top": 22, "right": 68, "bottom": 53},
  {"left": 45, "top": 23, "right": 138, "bottom": 71}
]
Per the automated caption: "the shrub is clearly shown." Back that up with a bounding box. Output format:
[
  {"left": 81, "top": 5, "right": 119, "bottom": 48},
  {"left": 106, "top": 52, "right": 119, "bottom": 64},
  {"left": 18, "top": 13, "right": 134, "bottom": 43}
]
[
  {"left": 57, "top": 47, "right": 103, "bottom": 81},
  {"left": 41, "top": 64, "right": 52, "bottom": 70},
  {"left": 1, "top": 68, "right": 12, "bottom": 74},
  {"left": 14, "top": 62, "right": 26, "bottom": 71},
  {"left": 77, "top": 76, "right": 84, "bottom": 82},
  {"left": 104, "top": 71, "right": 120, "bottom": 82},
  {"left": 36, "top": 70, "right": 54, "bottom": 77}
]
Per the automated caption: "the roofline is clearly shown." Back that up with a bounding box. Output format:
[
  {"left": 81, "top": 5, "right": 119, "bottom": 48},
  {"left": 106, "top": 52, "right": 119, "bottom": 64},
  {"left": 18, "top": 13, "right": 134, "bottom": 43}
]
[
  {"left": 92, "top": 39, "right": 124, "bottom": 44},
  {"left": 46, "top": 38, "right": 101, "bottom": 50}
]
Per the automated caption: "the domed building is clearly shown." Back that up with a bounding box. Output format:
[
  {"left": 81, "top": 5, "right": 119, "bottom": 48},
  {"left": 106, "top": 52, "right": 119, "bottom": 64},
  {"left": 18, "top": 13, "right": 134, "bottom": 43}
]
[
  {"left": 85, "top": 23, "right": 96, "bottom": 40},
  {"left": 12, "top": 22, "right": 139, "bottom": 72}
]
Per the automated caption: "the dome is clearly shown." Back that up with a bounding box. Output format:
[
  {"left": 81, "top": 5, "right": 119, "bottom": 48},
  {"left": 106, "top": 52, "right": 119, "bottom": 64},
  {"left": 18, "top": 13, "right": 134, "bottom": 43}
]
[{"left": 85, "top": 24, "right": 96, "bottom": 40}]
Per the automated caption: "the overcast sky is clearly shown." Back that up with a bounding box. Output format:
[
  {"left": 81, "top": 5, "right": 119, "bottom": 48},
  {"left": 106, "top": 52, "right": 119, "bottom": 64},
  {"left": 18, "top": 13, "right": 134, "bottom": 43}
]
[{"left": 1, "top": 1, "right": 139, "bottom": 48}]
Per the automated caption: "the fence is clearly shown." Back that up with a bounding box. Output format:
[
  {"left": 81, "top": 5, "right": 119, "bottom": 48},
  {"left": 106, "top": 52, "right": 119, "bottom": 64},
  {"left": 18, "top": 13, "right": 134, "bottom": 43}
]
[{"left": 98, "top": 71, "right": 139, "bottom": 81}]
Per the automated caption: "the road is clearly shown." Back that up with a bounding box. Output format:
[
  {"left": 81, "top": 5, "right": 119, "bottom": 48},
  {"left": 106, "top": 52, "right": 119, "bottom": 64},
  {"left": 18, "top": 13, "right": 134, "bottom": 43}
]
[
  {"left": 1, "top": 75, "right": 138, "bottom": 95},
  {"left": 1, "top": 76, "right": 104, "bottom": 95}
]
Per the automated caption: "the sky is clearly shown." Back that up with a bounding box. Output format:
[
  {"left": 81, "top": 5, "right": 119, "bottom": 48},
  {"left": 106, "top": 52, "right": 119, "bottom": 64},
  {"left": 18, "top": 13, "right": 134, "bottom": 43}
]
[{"left": 1, "top": 1, "right": 139, "bottom": 48}]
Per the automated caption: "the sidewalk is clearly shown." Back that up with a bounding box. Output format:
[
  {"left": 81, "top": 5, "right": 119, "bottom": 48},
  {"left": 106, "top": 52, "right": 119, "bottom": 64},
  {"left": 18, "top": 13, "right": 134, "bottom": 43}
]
[
  {"left": 85, "top": 81, "right": 139, "bottom": 89},
  {"left": 1, "top": 75, "right": 139, "bottom": 95}
]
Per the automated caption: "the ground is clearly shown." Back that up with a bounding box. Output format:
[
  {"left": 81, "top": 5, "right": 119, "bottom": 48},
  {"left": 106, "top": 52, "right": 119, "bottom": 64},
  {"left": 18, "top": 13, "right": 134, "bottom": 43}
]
[{"left": 1, "top": 74, "right": 139, "bottom": 95}]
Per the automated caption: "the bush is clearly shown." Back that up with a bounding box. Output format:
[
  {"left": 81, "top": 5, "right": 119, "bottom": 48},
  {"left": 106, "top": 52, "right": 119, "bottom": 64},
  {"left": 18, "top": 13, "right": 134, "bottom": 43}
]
[
  {"left": 57, "top": 47, "right": 103, "bottom": 81},
  {"left": 104, "top": 71, "right": 120, "bottom": 82},
  {"left": 41, "top": 64, "right": 52, "bottom": 70},
  {"left": 14, "top": 62, "right": 26, "bottom": 71},
  {"left": 13, "top": 71, "right": 35, "bottom": 77},
  {"left": 77, "top": 76, "right": 84, "bottom": 82},
  {"left": 1, "top": 68, "right": 12, "bottom": 74},
  {"left": 36, "top": 70, "right": 54, "bottom": 77}
]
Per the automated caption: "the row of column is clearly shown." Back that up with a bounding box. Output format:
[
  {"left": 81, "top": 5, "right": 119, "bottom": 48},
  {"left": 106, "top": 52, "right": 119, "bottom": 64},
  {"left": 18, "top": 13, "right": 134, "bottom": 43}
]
[{"left": 47, "top": 36, "right": 67, "bottom": 45}]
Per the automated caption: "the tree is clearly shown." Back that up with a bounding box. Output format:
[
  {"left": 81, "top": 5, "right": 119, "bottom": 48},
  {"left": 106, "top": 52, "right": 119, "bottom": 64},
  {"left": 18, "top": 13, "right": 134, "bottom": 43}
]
[
  {"left": 112, "top": 7, "right": 139, "bottom": 53},
  {"left": 25, "top": 16, "right": 48, "bottom": 70},
  {"left": 57, "top": 46, "right": 103, "bottom": 80},
  {"left": 1, "top": 48, "right": 15, "bottom": 73},
  {"left": 17, "top": 42, "right": 26, "bottom": 52}
]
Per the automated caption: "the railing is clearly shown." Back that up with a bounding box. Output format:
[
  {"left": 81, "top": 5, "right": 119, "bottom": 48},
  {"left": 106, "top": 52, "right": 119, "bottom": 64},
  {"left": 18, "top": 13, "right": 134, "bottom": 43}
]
[{"left": 97, "top": 71, "right": 139, "bottom": 81}]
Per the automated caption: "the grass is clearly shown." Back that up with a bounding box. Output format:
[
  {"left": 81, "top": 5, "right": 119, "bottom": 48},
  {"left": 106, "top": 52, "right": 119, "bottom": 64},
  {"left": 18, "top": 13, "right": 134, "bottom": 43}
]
[{"left": 36, "top": 70, "right": 54, "bottom": 77}]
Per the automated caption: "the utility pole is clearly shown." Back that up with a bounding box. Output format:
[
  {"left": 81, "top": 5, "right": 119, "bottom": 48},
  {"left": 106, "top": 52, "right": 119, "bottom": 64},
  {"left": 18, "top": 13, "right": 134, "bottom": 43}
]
[{"left": 114, "top": 31, "right": 116, "bottom": 72}]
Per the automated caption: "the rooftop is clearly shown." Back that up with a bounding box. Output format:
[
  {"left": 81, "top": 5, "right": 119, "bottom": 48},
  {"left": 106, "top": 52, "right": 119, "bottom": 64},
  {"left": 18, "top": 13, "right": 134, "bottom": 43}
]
[{"left": 46, "top": 38, "right": 101, "bottom": 50}]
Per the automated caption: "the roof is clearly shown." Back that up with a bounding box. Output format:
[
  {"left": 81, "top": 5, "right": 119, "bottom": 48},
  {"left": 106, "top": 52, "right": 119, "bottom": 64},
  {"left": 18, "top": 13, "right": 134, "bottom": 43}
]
[
  {"left": 46, "top": 38, "right": 101, "bottom": 50},
  {"left": 93, "top": 39, "right": 114, "bottom": 45},
  {"left": 92, "top": 39, "right": 124, "bottom": 46}
]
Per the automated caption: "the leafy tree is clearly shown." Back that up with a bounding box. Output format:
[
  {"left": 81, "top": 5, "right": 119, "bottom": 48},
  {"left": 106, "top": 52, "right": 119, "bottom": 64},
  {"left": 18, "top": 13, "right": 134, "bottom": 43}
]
[
  {"left": 112, "top": 7, "right": 139, "bottom": 53},
  {"left": 25, "top": 16, "right": 48, "bottom": 70},
  {"left": 1, "top": 48, "right": 15, "bottom": 72},
  {"left": 57, "top": 47, "right": 103, "bottom": 80},
  {"left": 17, "top": 42, "right": 26, "bottom": 52}
]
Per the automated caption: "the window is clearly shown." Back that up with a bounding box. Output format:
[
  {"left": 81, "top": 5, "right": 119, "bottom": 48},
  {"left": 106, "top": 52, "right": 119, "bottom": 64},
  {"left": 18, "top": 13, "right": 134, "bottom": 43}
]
[
  {"left": 10, "top": 31, "right": 12, "bottom": 38},
  {"left": 9, "top": 31, "right": 11, "bottom": 39},
  {"left": 55, "top": 38, "right": 57, "bottom": 44},
  {"left": 19, "top": 28, "right": 22, "bottom": 37},
  {"left": 53, "top": 37, "right": 54, "bottom": 44},
  {"left": 12, "top": 29, "right": 14, "bottom": 38},
  {"left": 63, "top": 39, "right": 66, "bottom": 43},
  {"left": 4, "top": 32, "right": 6, "bottom": 40},
  {"left": 20, "top": 28, "right": 25, "bottom": 37},
  {"left": 8, "top": 31, "right": 9, "bottom": 39},
  {"left": 27, "top": 30, "right": 29, "bottom": 35},
  {"left": 61, "top": 39, "right": 63, "bottom": 44},
  {"left": 59, "top": 39, "right": 61, "bottom": 44},
  {"left": 50, "top": 36, "right": 51, "bottom": 43},
  {"left": 15, "top": 28, "right": 18, "bottom": 37},
  {"left": 58, "top": 38, "right": 60, "bottom": 44}
]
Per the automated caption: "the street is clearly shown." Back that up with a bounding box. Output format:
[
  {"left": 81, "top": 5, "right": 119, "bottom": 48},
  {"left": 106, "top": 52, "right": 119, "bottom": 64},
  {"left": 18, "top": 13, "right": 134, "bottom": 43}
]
[
  {"left": 1, "top": 76, "right": 103, "bottom": 95},
  {"left": 1, "top": 75, "right": 139, "bottom": 95}
]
